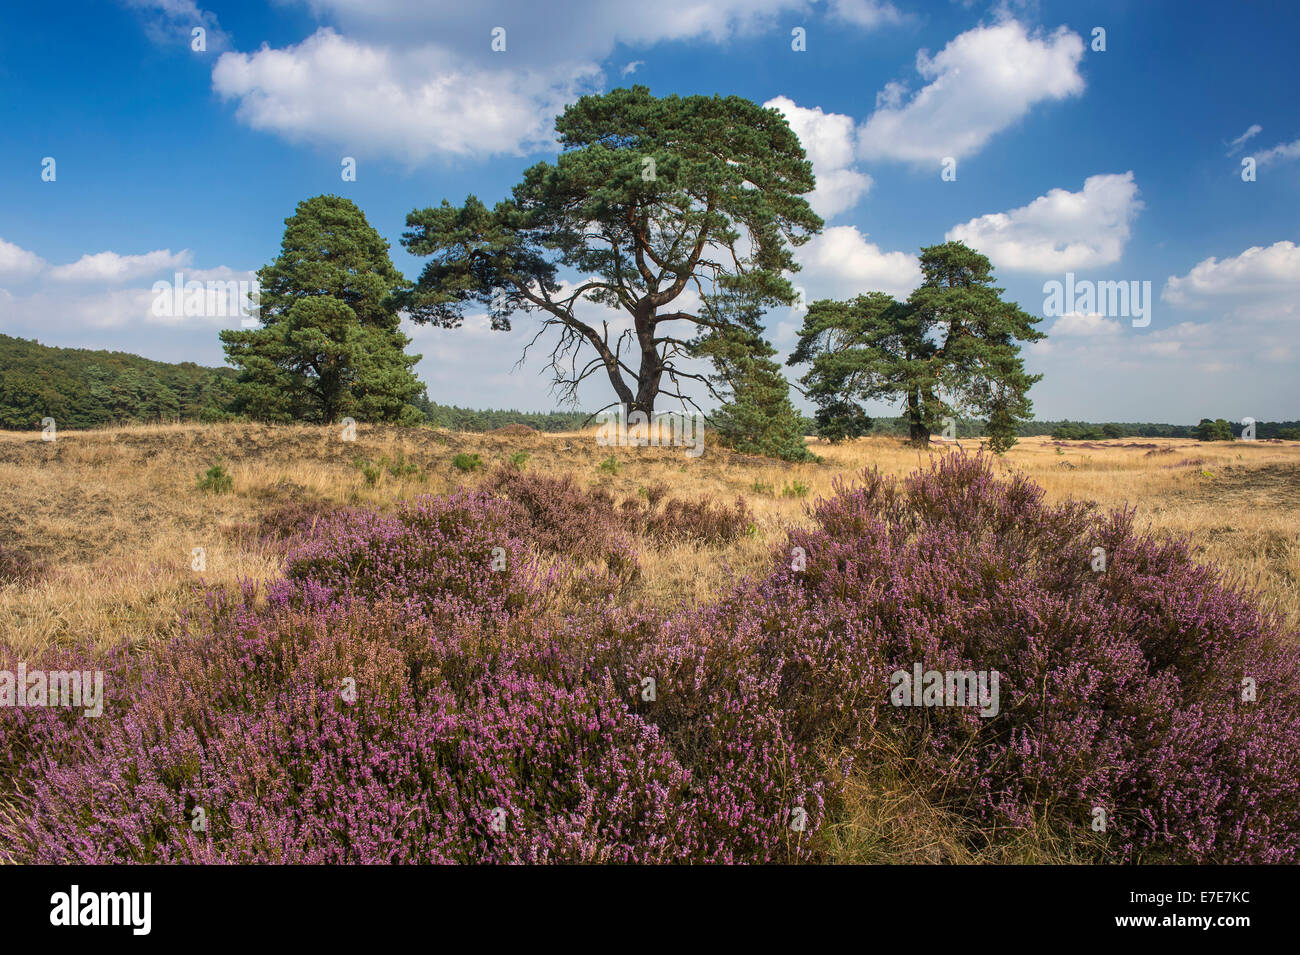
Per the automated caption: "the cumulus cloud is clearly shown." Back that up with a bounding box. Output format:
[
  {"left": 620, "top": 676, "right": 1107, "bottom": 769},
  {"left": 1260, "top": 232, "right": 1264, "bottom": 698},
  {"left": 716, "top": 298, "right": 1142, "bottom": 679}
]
[
  {"left": 1255, "top": 137, "right": 1300, "bottom": 168},
  {"left": 858, "top": 21, "right": 1085, "bottom": 164},
  {"left": 828, "top": 0, "right": 903, "bottom": 28},
  {"left": 1029, "top": 241, "right": 1300, "bottom": 418},
  {"left": 0, "top": 239, "right": 46, "bottom": 278},
  {"left": 124, "top": 0, "right": 231, "bottom": 52},
  {"left": 1046, "top": 312, "right": 1123, "bottom": 337},
  {"left": 210, "top": 0, "right": 859, "bottom": 161},
  {"left": 794, "top": 225, "right": 920, "bottom": 299},
  {"left": 48, "top": 249, "right": 193, "bottom": 283},
  {"left": 293, "top": 0, "right": 811, "bottom": 64},
  {"left": 1162, "top": 240, "right": 1300, "bottom": 308},
  {"left": 764, "top": 97, "right": 873, "bottom": 219},
  {"left": 946, "top": 172, "right": 1143, "bottom": 272},
  {"left": 0, "top": 239, "right": 256, "bottom": 370},
  {"left": 212, "top": 29, "right": 601, "bottom": 161},
  {"left": 1227, "top": 123, "right": 1262, "bottom": 156}
]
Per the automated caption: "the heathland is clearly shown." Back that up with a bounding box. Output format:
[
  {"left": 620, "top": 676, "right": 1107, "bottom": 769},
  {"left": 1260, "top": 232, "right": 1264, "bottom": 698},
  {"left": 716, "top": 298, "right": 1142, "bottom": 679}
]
[{"left": 2, "top": 424, "right": 1298, "bottom": 863}]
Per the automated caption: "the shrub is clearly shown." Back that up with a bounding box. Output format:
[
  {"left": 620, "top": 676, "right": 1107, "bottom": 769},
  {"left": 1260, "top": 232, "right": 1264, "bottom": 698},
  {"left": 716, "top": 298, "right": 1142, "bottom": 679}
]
[
  {"left": 782, "top": 481, "right": 809, "bottom": 498},
  {"left": 1196, "top": 418, "right": 1235, "bottom": 442},
  {"left": 598, "top": 455, "right": 620, "bottom": 475},
  {"left": 387, "top": 452, "right": 421, "bottom": 479},
  {"left": 483, "top": 467, "right": 639, "bottom": 579},
  {"left": 280, "top": 490, "right": 539, "bottom": 621},
  {"left": 751, "top": 454, "right": 1300, "bottom": 862},
  {"left": 354, "top": 458, "right": 382, "bottom": 486},
  {"left": 509, "top": 451, "right": 529, "bottom": 471},
  {"left": 197, "top": 462, "right": 233, "bottom": 494},
  {"left": 0, "top": 492, "right": 815, "bottom": 863},
  {"left": 451, "top": 452, "right": 484, "bottom": 472},
  {"left": 353, "top": 453, "right": 424, "bottom": 485},
  {"left": 3, "top": 453, "right": 1295, "bottom": 864}
]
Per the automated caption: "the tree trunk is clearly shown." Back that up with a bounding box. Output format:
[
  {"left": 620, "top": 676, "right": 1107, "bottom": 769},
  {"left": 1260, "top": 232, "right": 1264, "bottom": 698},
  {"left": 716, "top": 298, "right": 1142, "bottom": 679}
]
[
  {"left": 631, "top": 305, "right": 660, "bottom": 419},
  {"left": 906, "top": 389, "right": 930, "bottom": 446}
]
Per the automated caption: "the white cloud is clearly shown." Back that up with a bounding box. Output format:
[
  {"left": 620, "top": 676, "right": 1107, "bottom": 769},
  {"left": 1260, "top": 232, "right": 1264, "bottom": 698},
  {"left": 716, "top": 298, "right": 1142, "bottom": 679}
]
[
  {"left": 1047, "top": 312, "right": 1123, "bottom": 336},
  {"left": 1227, "top": 123, "right": 1262, "bottom": 155},
  {"left": 209, "top": 1, "right": 853, "bottom": 162},
  {"left": 0, "top": 241, "right": 256, "bottom": 376},
  {"left": 1028, "top": 242, "right": 1300, "bottom": 419},
  {"left": 946, "top": 172, "right": 1142, "bottom": 272},
  {"left": 48, "top": 249, "right": 193, "bottom": 283},
  {"left": 1162, "top": 240, "right": 1300, "bottom": 308},
  {"left": 1255, "top": 137, "right": 1300, "bottom": 167},
  {"left": 295, "top": 0, "right": 812, "bottom": 63},
  {"left": 125, "top": 0, "right": 231, "bottom": 52},
  {"left": 858, "top": 21, "right": 1085, "bottom": 164},
  {"left": 212, "top": 29, "right": 602, "bottom": 161},
  {"left": 621, "top": 60, "right": 644, "bottom": 76},
  {"left": 828, "top": 0, "right": 903, "bottom": 28},
  {"left": 3, "top": 288, "right": 162, "bottom": 330},
  {"left": 764, "top": 96, "right": 872, "bottom": 219},
  {"left": 0, "top": 239, "right": 46, "bottom": 278},
  {"left": 794, "top": 225, "right": 920, "bottom": 299}
]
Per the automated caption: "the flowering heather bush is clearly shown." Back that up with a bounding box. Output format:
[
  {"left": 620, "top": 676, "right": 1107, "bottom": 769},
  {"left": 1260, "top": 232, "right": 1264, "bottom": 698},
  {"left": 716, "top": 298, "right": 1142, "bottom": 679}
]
[
  {"left": 279, "top": 489, "right": 542, "bottom": 623},
  {"left": 483, "top": 467, "right": 639, "bottom": 575},
  {"left": 486, "top": 467, "right": 751, "bottom": 553},
  {"left": 0, "top": 600, "right": 690, "bottom": 863},
  {"left": 0, "top": 491, "right": 814, "bottom": 863},
  {"left": 738, "top": 454, "right": 1300, "bottom": 862},
  {"left": 2, "top": 454, "right": 1295, "bottom": 863}
]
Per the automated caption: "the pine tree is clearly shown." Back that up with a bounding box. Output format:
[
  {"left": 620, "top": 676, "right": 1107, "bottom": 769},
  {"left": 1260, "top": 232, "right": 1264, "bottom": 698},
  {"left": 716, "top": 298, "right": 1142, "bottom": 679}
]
[
  {"left": 789, "top": 242, "right": 1043, "bottom": 452},
  {"left": 400, "top": 86, "right": 822, "bottom": 419},
  {"left": 694, "top": 294, "right": 814, "bottom": 462},
  {"left": 1196, "top": 417, "right": 1234, "bottom": 441},
  {"left": 220, "top": 195, "right": 424, "bottom": 423}
]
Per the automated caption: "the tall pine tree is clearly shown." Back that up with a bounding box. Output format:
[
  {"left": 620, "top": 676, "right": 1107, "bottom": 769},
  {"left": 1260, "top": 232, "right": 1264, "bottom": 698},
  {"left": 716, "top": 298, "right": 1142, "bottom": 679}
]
[
  {"left": 221, "top": 195, "right": 424, "bottom": 423},
  {"left": 790, "top": 242, "right": 1042, "bottom": 451}
]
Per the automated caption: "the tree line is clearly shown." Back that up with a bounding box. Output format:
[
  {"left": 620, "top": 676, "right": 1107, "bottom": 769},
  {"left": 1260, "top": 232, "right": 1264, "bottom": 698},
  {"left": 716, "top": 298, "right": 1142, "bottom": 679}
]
[
  {"left": 0, "top": 333, "right": 235, "bottom": 430},
  {"left": 0, "top": 334, "right": 588, "bottom": 433},
  {"left": 9, "top": 332, "right": 1280, "bottom": 440}
]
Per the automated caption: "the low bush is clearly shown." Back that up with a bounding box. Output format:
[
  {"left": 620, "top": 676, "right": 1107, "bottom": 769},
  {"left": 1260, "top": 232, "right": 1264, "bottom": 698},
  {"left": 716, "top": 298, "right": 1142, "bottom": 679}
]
[
  {"left": 3, "top": 454, "right": 1295, "bottom": 863},
  {"left": 197, "top": 462, "right": 233, "bottom": 494},
  {"left": 451, "top": 453, "right": 484, "bottom": 473}
]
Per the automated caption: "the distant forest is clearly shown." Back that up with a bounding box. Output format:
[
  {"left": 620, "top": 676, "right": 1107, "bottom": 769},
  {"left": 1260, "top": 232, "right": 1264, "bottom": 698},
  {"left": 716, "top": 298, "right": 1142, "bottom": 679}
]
[
  {"left": 0, "top": 334, "right": 587, "bottom": 433},
  {"left": 862, "top": 415, "right": 1300, "bottom": 441},
  {"left": 2, "top": 334, "right": 1295, "bottom": 439},
  {"left": 0, "top": 333, "right": 237, "bottom": 430}
]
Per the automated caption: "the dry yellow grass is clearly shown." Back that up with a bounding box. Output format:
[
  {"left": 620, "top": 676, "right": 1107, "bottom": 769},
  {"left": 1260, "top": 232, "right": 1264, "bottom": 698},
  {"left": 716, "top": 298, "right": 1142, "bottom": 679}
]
[{"left": 2, "top": 422, "right": 1298, "bottom": 656}]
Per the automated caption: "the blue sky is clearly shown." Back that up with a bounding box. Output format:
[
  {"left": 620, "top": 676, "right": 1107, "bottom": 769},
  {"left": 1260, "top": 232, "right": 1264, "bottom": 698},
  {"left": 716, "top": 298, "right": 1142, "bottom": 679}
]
[{"left": 1, "top": 0, "right": 1297, "bottom": 423}]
